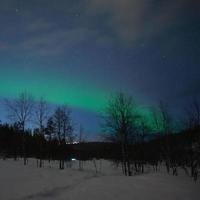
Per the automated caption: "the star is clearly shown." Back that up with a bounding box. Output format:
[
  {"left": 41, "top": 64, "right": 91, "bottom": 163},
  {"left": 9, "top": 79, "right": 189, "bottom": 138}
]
[
  {"left": 140, "top": 43, "right": 145, "bottom": 48},
  {"left": 75, "top": 13, "right": 80, "bottom": 17}
]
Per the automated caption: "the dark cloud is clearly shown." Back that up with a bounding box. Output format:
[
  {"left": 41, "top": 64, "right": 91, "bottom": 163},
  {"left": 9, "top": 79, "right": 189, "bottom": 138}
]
[
  {"left": 86, "top": 0, "right": 198, "bottom": 45},
  {"left": 20, "top": 27, "right": 98, "bottom": 56}
]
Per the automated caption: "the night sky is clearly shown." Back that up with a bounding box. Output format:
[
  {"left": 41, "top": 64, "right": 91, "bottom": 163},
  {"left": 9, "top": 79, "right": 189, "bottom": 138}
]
[{"left": 0, "top": 0, "right": 200, "bottom": 139}]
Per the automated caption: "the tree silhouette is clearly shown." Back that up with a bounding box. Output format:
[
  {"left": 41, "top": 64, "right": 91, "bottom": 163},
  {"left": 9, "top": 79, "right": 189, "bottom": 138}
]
[
  {"left": 51, "top": 106, "right": 74, "bottom": 169},
  {"left": 35, "top": 97, "right": 49, "bottom": 134},
  {"left": 4, "top": 92, "right": 34, "bottom": 165},
  {"left": 5, "top": 92, "right": 34, "bottom": 131},
  {"left": 34, "top": 97, "right": 49, "bottom": 167},
  {"left": 102, "top": 92, "right": 138, "bottom": 176}
]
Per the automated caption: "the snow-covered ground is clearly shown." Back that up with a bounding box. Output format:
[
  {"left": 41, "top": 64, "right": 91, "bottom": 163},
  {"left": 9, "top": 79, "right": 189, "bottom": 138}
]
[{"left": 0, "top": 159, "right": 199, "bottom": 200}]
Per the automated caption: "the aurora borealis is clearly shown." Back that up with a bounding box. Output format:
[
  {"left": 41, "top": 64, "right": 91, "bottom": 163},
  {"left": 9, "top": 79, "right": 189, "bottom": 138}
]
[
  {"left": 0, "top": 66, "right": 108, "bottom": 112},
  {"left": 0, "top": 0, "right": 199, "bottom": 138}
]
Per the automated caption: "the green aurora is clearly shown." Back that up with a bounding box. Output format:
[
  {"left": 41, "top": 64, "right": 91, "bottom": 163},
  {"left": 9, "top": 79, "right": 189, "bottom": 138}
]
[
  {"left": 0, "top": 67, "right": 162, "bottom": 131},
  {"left": 0, "top": 67, "right": 108, "bottom": 112},
  {"left": 0, "top": 0, "right": 198, "bottom": 137}
]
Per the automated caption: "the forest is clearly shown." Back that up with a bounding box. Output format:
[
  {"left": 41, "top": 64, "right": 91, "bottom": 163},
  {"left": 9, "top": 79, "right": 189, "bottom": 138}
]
[{"left": 0, "top": 92, "right": 199, "bottom": 181}]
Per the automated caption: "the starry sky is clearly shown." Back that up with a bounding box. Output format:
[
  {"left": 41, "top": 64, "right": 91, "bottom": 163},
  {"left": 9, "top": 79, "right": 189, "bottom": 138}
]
[{"left": 0, "top": 0, "right": 200, "bottom": 139}]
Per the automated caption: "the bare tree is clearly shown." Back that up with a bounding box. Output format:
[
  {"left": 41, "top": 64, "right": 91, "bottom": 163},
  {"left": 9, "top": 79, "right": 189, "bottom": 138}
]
[
  {"left": 53, "top": 106, "right": 74, "bottom": 143},
  {"left": 5, "top": 92, "right": 34, "bottom": 131},
  {"left": 45, "top": 116, "right": 56, "bottom": 164},
  {"left": 34, "top": 97, "right": 49, "bottom": 168},
  {"left": 35, "top": 97, "right": 49, "bottom": 134},
  {"left": 45, "top": 116, "right": 55, "bottom": 141},
  {"left": 135, "top": 115, "right": 151, "bottom": 173},
  {"left": 102, "top": 92, "right": 138, "bottom": 176},
  {"left": 52, "top": 105, "right": 74, "bottom": 169},
  {"left": 158, "top": 101, "right": 172, "bottom": 173},
  {"left": 159, "top": 101, "right": 171, "bottom": 135},
  {"left": 151, "top": 106, "right": 162, "bottom": 132},
  {"left": 4, "top": 92, "right": 34, "bottom": 165}
]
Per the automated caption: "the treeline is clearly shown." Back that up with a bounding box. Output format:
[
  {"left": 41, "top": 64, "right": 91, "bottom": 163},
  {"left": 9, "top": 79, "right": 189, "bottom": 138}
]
[
  {"left": 74, "top": 128, "right": 200, "bottom": 181},
  {"left": 0, "top": 122, "right": 199, "bottom": 180},
  {"left": 101, "top": 93, "right": 200, "bottom": 180},
  {"left": 2, "top": 92, "right": 75, "bottom": 168},
  {"left": 0, "top": 92, "right": 200, "bottom": 180},
  {"left": 132, "top": 128, "right": 200, "bottom": 180},
  {"left": 0, "top": 123, "right": 73, "bottom": 167}
]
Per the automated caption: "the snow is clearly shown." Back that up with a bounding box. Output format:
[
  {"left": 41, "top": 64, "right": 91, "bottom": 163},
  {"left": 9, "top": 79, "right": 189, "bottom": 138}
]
[{"left": 0, "top": 159, "right": 199, "bottom": 200}]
